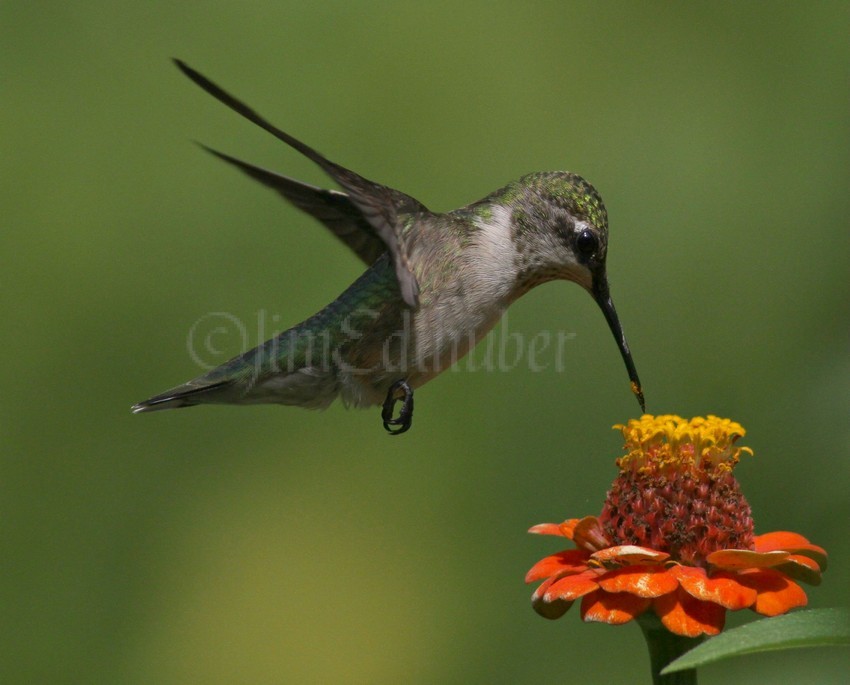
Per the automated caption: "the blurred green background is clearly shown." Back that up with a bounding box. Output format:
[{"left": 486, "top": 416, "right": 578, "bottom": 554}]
[{"left": 3, "top": 2, "right": 848, "bottom": 683}]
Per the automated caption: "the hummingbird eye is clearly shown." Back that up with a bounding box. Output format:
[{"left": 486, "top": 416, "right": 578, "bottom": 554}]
[{"left": 575, "top": 228, "right": 599, "bottom": 260}]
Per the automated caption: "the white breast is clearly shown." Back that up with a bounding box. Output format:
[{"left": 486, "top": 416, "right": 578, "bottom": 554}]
[
  {"left": 465, "top": 204, "right": 518, "bottom": 303},
  {"left": 406, "top": 205, "right": 519, "bottom": 382}
]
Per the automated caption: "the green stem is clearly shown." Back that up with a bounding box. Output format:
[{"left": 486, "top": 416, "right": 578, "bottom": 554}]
[{"left": 637, "top": 613, "right": 704, "bottom": 685}]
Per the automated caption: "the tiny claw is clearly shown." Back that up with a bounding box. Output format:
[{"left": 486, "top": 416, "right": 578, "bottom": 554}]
[{"left": 382, "top": 379, "right": 414, "bottom": 435}]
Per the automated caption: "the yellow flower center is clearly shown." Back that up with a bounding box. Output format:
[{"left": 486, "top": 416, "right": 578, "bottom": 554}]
[{"left": 614, "top": 414, "right": 753, "bottom": 476}]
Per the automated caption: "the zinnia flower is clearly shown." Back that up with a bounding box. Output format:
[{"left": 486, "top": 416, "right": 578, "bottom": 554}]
[{"left": 526, "top": 415, "right": 827, "bottom": 637}]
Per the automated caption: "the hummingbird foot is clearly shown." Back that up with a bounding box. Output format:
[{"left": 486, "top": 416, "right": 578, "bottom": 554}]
[{"left": 382, "top": 380, "right": 414, "bottom": 435}]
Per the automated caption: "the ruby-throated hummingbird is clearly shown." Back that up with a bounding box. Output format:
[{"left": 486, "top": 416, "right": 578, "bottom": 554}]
[{"left": 132, "top": 60, "right": 645, "bottom": 434}]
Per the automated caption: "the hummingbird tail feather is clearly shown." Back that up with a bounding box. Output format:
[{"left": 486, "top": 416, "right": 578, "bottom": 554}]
[{"left": 131, "top": 379, "right": 233, "bottom": 414}]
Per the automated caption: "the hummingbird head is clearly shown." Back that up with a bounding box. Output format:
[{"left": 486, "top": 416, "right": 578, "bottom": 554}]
[{"left": 508, "top": 171, "right": 645, "bottom": 411}]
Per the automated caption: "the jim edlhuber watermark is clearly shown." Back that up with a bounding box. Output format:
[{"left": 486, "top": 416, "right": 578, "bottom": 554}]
[{"left": 186, "top": 308, "right": 578, "bottom": 376}]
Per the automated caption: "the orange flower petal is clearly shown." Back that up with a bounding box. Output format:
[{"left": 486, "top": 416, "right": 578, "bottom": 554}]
[
  {"left": 529, "top": 520, "right": 582, "bottom": 538},
  {"left": 773, "top": 554, "right": 822, "bottom": 586},
  {"left": 531, "top": 573, "right": 568, "bottom": 604},
  {"left": 753, "top": 531, "right": 812, "bottom": 551},
  {"left": 789, "top": 545, "right": 828, "bottom": 572},
  {"left": 528, "top": 523, "right": 565, "bottom": 536},
  {"left": 707, "top": 549, "right": 789, "bottom": 570},
  {"left": 734, "top": 569, "right": 808, "bottom": 616},
  {"left": 531, "top": 576, "right": 575, "bottom": 620},
  {"left": 545, "top": 569, "right": 601, "bottom": 601},
  {"left": 654, "top": 588, "right": 726, "bottom": 637},
  {"left": 559, "top": 519, "right": 581, "bottom": 539},
  {"left": 525, "top": 549, "right": 589, "bottom": 583},
  {"left": 673, "top": 566, "right": 757, "bottom": 610},
  {"left": 580, "top": 589, "right": 651, "bottom": 625},
  {"left": 572, "top": 516, "right": 609, "bottom": 551},
  {"left": 754, "top": 532, "right": 828, "bottom": 571},
  {"left": 598, "top": 565, "right": 680, "bottom": 598},
  {"left": 591, "top": 545, "right": 670, "bottom": 566}
]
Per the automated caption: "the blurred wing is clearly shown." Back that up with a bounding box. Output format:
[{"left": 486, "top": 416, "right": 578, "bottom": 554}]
[
  {"left": 200, "top": 145, "right": 387, "bottom": 267},
  {"left": 174, "top": 59, "right": 424, "bottom": 307}
]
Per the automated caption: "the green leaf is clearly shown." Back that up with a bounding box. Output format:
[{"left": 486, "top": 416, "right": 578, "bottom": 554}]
[{"left": 661, "top": 608, "right": 850, "bottom": 674}]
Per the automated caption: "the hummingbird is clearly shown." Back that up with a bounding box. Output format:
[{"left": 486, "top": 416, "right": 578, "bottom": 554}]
[{"left": 132, "top": 60, "right": 645, "bottom": 434}]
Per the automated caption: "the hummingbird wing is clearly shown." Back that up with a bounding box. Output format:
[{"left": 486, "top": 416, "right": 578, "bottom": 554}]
[
  {"left": 198, "top": 145, "right": 387, "bottom": 267},
  {"left": 174, "top": 59, "right": 425, "bottom": 308}
]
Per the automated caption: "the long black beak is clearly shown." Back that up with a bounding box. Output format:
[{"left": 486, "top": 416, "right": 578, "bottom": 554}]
[{"left": 592, "top": 271, "right": 645, "bottom": 413}]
